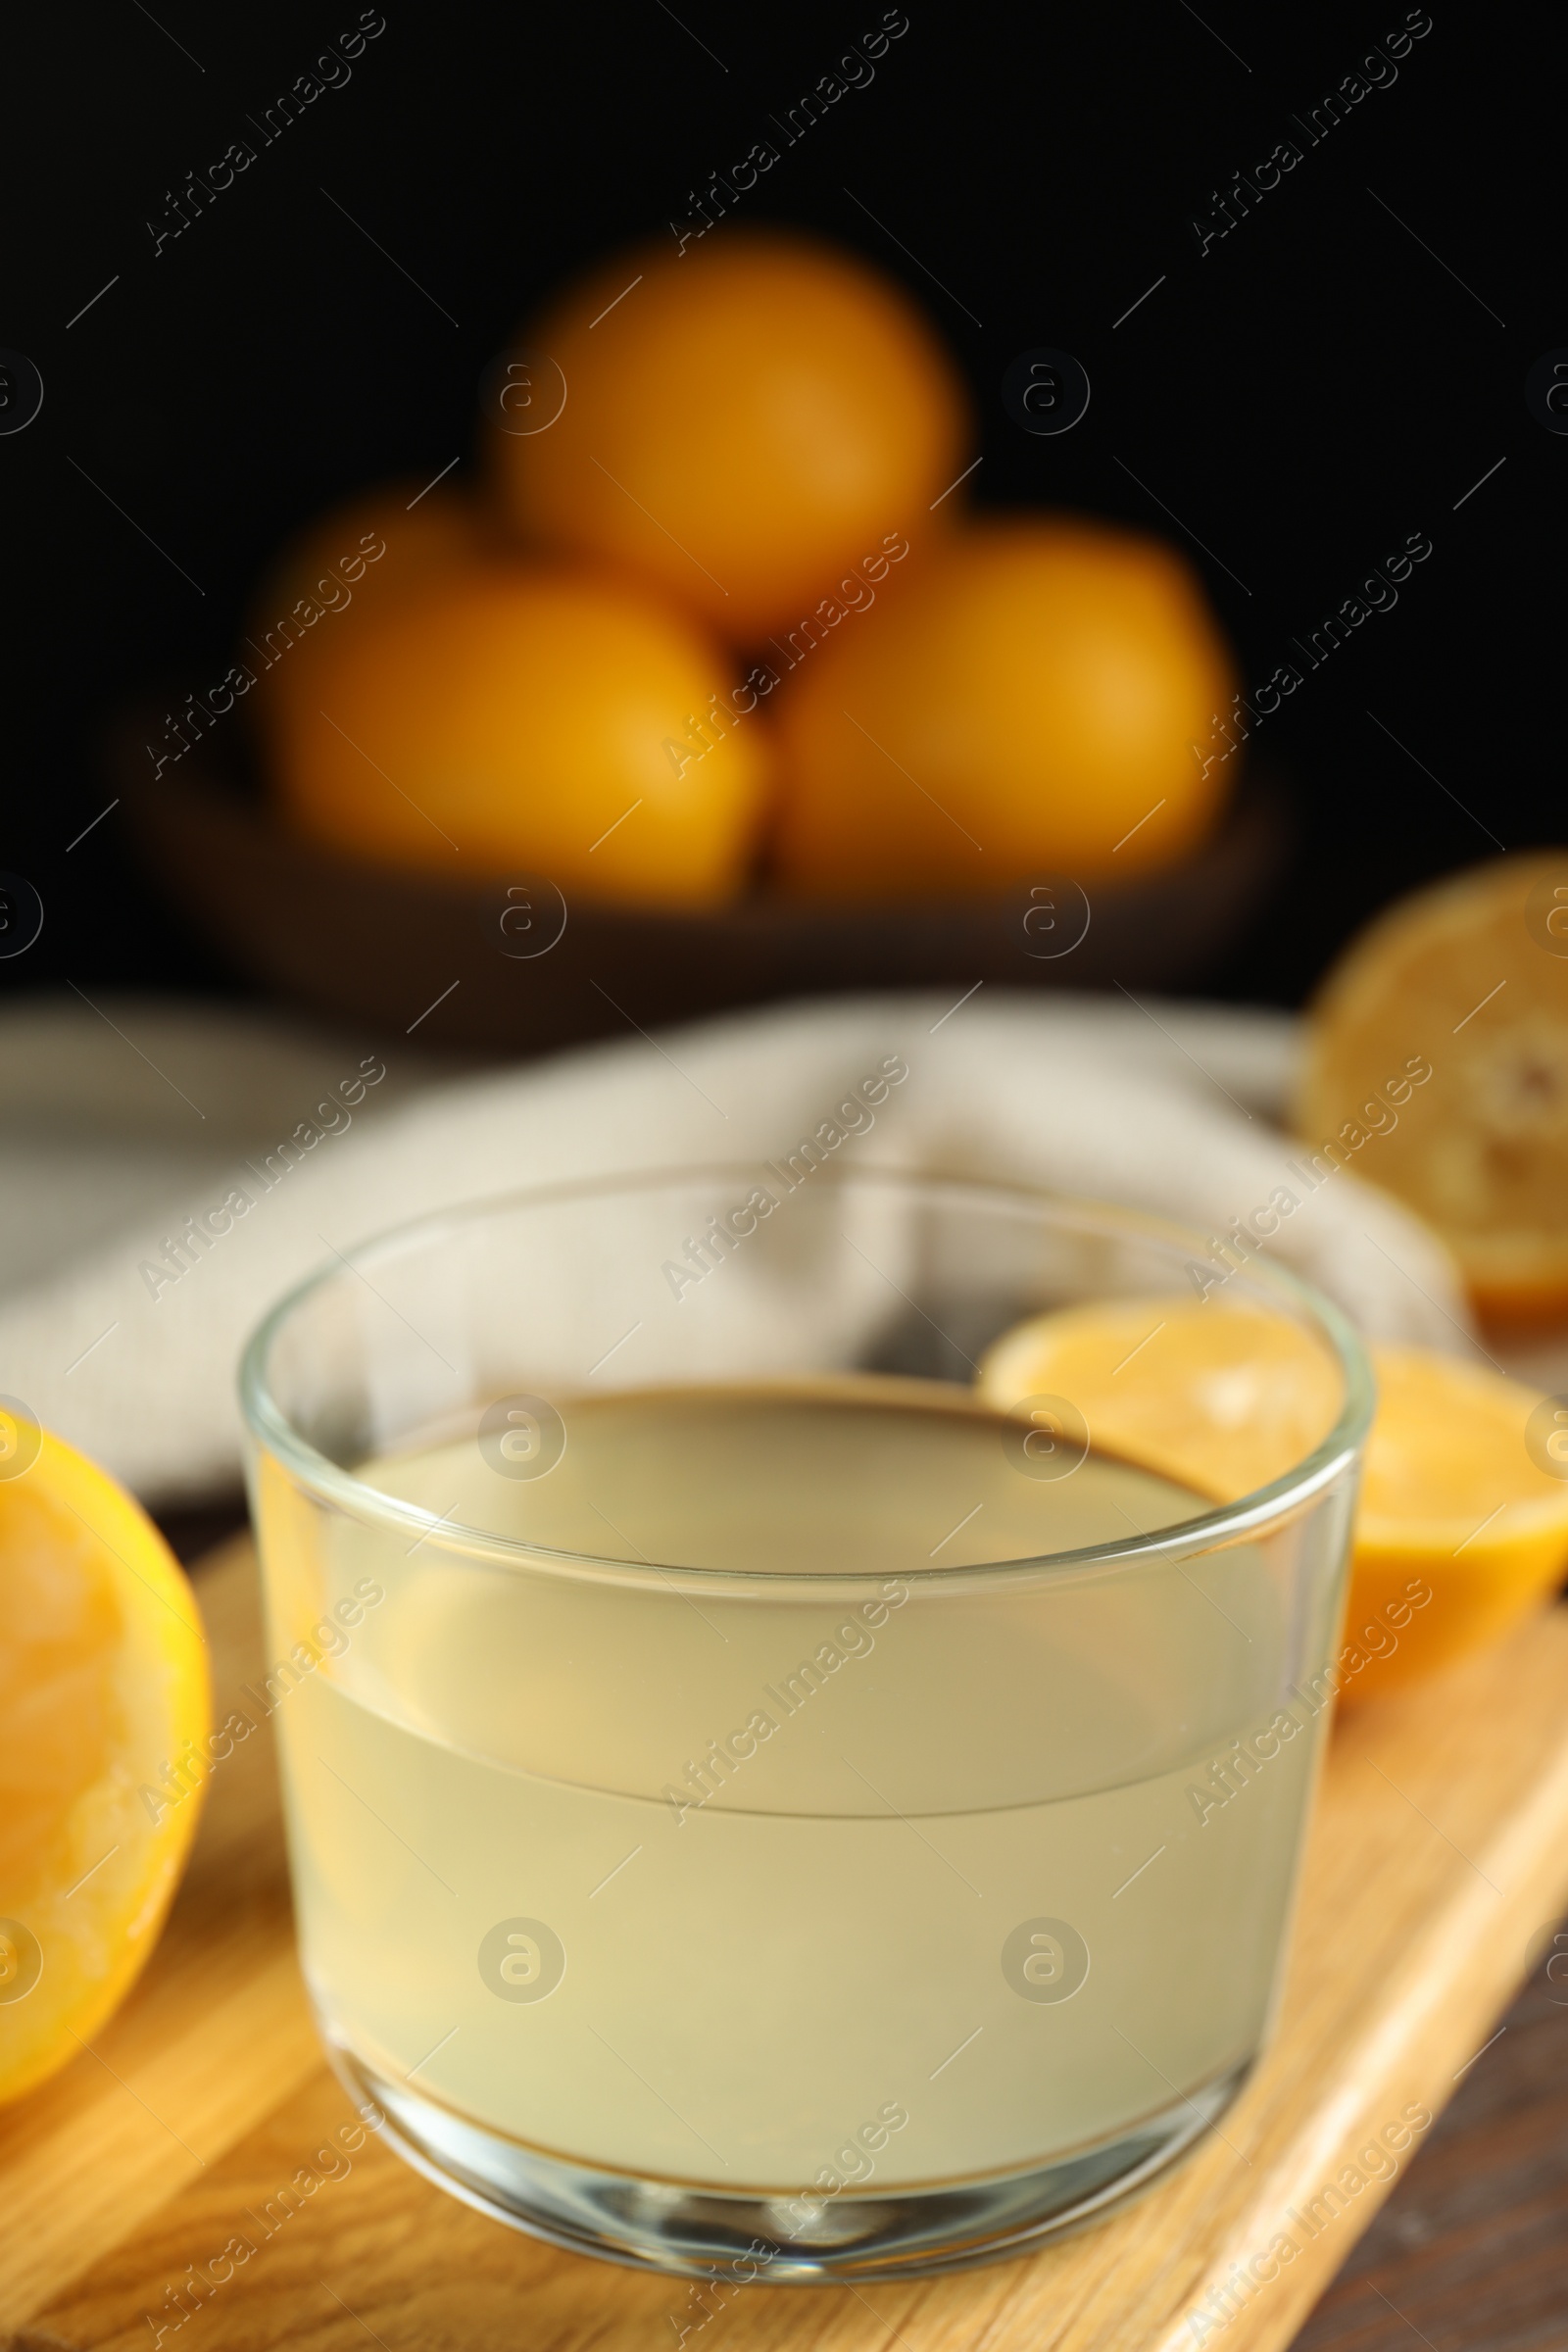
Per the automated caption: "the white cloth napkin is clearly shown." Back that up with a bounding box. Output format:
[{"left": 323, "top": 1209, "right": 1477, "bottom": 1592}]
[{"left": 0, "top": 988, "right": 1467, "bottom": 1503}]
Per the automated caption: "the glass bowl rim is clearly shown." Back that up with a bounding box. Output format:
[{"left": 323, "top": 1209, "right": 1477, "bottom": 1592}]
[{"left": 237, "top": 1163, "right": 1376, "bottom": 1590}]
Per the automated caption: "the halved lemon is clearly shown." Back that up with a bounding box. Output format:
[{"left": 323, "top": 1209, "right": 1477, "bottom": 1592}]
[
  {"left": 976, "top": 1295, "right": 1344, "bottom": 1504},
  {"left": 1348, "top": 1345, "right": 1568, "bottom": 1696},
  {"left": 978, "top": 1300, "right": 1568, "bottom": 1701},
  {"left": 0, "top": 1420, "right": 210, "bottom": 2105},
  {"left": 1297, "top": 853, "right": 1568, "bottom": 1321}
]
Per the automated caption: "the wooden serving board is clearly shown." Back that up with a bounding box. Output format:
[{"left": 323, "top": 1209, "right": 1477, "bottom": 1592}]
[{"left": 5, "top": 1538, "right": 1568, "bottom": 2352}]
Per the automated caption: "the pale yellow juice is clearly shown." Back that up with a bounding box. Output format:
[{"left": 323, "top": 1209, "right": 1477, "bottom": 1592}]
[{"left": 267, "top": 1381, "right": 1319, "bottom": 2193}]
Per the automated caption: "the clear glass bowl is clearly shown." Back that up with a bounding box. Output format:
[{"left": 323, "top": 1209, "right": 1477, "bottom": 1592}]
[{"left": 239, "top": 1168, "right": 1371, "bottom": 2280}]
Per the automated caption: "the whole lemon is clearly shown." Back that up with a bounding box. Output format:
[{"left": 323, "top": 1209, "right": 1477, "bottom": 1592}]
[
  {"left": 491, "top": 229, "right": 972, "bottom": 644},
  {"left": 771, "top": 517, "right": 1237, "bottom": 897},
  {"left": 245, "top": 478, "right": 492, "bottom": 736},
  {"left": 271, "top": 560, "right": 771, "bottom": 906}
]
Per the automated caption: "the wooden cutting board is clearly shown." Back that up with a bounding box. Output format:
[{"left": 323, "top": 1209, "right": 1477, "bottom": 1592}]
[{"left": 5, "top": 1537, "right": 1568, "bottom": 2352}]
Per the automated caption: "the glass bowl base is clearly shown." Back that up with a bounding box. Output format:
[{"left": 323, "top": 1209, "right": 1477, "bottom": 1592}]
[{"left": 324, "top": 2028, "right": 1251, "bottom": 2283}]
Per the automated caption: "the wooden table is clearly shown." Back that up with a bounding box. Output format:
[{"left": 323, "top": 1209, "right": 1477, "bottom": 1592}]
[
  {"left": 4, "top": 1536, "right": 1568, "bottom": 2352},
  {"left": 1296, "top": 1956, "right": 1568, "bottom": 2352}
]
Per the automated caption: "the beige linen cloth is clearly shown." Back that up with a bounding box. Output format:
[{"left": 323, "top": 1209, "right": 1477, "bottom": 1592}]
[{"left": 0, "top": 989, "right": 1467, "bottom": 1504}]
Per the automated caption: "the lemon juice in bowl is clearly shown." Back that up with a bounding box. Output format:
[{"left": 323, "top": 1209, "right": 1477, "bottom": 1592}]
[{"left": 242, "top": 1172, "right": 1367, "bottom": 2278}]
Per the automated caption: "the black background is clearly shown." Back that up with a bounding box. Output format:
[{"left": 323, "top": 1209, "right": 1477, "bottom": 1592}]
[{"left": 0, "top": 1, "right": 1552, "bottom": 1013}]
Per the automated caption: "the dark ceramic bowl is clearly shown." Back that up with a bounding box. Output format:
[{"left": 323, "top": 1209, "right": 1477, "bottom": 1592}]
[{"left": 116, "top": 723, "right": 1288, "bottom": 1054}]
